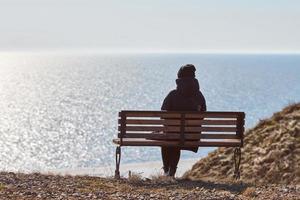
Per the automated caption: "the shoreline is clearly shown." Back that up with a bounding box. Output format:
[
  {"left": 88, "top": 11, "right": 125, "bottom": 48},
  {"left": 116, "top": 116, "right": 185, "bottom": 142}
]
[{"left": 48, "top": 158, "right": 199, "bottom": 178}]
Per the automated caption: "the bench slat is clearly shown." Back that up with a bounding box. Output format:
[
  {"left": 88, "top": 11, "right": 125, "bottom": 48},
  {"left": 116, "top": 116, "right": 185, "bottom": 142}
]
[
  {"left": 119, "top": 126, "right": 237, "bottom": 132},
  {"left": 185, "top": 126, "right": 237, "bottom": 132},
  {"left": 124, "top": 113, "right": 181, "bottom": 118},
  {"left": 121, "top": 119, "right": 237, "bottom": 126},
  {"left": 120, "top": 111, "right": 241, "bottom": 119},
  {"left": 112, "top": 138, "right": 241, "bottom": 147},
  {"left": 122, "top": 119, "right": 181, "bottom": 125},
  {"left": 185, "top": 119, "right": 237, "bottom": 125},
  {"left": 185, "top": 113, "right": 238, "bottom": 118},
  {"left": 122, "top": 133, "right": 239, "bottom": 140},
  {"left": 121, "top": 126, "right": 178, "bottom": 132}
]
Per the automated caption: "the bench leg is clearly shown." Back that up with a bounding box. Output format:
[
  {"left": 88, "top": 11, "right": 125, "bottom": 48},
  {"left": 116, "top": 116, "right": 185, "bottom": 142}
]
[
  {"left": 115, "top": 146, "right": 121, "bottom": 179},
  {"left": 233, "top": 147, "right": 241, "bottom": 179}
]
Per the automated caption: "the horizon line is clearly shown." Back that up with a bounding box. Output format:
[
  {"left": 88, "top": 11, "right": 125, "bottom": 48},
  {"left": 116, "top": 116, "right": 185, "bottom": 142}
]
[{"left": 1, "top": 49, "right": 300, "bottom": 55}]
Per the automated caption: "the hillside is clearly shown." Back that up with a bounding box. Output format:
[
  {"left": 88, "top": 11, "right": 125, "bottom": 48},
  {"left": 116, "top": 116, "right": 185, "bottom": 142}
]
[{"left": 184, "top": 103, "right": 300, "bottom": 184}]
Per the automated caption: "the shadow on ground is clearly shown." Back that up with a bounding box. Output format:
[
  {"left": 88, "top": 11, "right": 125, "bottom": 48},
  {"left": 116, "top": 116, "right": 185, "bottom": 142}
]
[{"left": 126, "top": 178, "right": 250, "bottom": 194}]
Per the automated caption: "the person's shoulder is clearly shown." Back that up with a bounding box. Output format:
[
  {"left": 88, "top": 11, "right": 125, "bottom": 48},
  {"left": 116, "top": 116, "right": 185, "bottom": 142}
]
[
  {"left": 196, "top": 90, "right": 205, "bottom": 96},
  {"left": 162, "top": 89, "right": 177, "bottom": 110},
  {"left": 167, "top": 89, "right": 177, "bottom": 97},
  {"left": 169, "top": 89, "right": 177, "bottom": 94},
  {"left": 195, "top": 90, "right": 205, "bottom": 99},
  {"left": 163, "top": 90, "right": 177, "bottom": 101}
]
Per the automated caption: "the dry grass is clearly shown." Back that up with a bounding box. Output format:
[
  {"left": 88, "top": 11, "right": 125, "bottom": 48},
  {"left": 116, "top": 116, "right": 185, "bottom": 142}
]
[
  {"left": 150, "top": 173, "right": 177, "bottom": 184},
  {"left": 242, "top": 187, "right": 256, "bottom": 198},
  {"left": 127, "top": 171, "right": 143, "bottom": 184},
  {"left": 184, "top": 103, "right": 300, "bottom": 184},
  {"left": 0, "top": 172, "right": 299, "bottom": 199},
  {"left": 0, "top": 183, "right": 6, "bottom": 191}
]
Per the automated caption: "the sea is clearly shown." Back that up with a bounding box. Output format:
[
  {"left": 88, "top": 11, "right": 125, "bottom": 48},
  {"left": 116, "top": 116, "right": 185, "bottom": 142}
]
[{"left": 0, "top": 53, "right": 299, "bottom": 174}]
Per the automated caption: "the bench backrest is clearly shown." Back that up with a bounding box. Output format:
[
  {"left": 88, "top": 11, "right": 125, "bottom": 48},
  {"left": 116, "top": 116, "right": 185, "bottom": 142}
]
[{"left": 118, "top": 111, "right": 245, "bottom": 147}]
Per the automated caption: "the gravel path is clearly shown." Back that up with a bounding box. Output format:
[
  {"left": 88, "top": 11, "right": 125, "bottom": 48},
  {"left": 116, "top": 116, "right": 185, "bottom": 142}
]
[{"left": 0, "top": 172, "right": 299, "bottom": 200}]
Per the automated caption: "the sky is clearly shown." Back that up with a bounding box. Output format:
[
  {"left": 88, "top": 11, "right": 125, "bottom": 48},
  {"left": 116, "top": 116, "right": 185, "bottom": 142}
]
[{"left": 0, "top": 0, "right": 300, "bottom": 53}]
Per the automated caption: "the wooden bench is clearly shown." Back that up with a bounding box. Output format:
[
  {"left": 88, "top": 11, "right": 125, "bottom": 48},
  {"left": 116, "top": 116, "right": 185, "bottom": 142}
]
[{"left": 113, "top": 110, "right": 245, "bottom": 179}]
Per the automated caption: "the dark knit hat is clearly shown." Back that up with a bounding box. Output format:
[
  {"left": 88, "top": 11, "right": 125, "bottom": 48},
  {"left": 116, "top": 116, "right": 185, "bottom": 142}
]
[{"left": 177, "top": 64, "right": 196, "bottom": 78}]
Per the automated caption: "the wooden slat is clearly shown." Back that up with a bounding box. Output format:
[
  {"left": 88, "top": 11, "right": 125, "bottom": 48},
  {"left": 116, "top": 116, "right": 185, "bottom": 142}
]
[
  {"left": 121, "top": 110, "right": 244, "bottom": 115},
  {"left": 124, "top": 113, "right": 181, "bottom": 118},
  {"left": 122, "top": 133, "right": 239, "bottom": 140},
  {"left": 121, "top": 119, "right": 181, "bottom": 125},
  {"left": 120, "top": 119, "right": 237, "bottom": 126},
  {"left": 123, "top": 133, "right": 167, "bottom": 139},
  {"left": 119, "top": 126, "right": 237, "bottom": 132},
  {"left": 185, "top": 113, "right": 238, "bottom": 118},
  {"left": 121, "top": 126, "right": 180, "bottom": 132},
  {"left": 124, "top": 113, "right": 237, "bottom": 119},
  {"left": 200, "top": 134, "right": 238, "bottom": 139},
  {"left": 185, "top": 126, "right": 237, "bottom": 132},
  {"left": 185, "top": 119, "right": 237, "bottom": 126},
  {"left": 120, "top": 111, "right": 244, "bottom": 119},
  {"left": 112, "top": 138, "right": 241, "bottom": 147}
]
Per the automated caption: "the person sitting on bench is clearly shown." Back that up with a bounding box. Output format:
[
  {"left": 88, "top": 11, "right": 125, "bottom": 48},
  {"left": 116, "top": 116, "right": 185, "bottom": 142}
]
[{"left": 161, "top": 64, "right": 207, "bottom": 177}]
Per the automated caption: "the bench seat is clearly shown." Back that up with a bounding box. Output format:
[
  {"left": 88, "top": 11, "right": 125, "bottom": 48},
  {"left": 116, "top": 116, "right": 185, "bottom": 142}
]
[{"left": 113, "top": 138, "right": 241, "bottom": 147}]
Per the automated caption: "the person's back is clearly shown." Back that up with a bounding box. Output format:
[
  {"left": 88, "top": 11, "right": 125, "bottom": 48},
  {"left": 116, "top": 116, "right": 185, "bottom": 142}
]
[
  {"left": 161, "top": 64, "right": 206, "bottom": 177},
  {"left": 162, "top": 77, "right": 206, "bottom": 111}
]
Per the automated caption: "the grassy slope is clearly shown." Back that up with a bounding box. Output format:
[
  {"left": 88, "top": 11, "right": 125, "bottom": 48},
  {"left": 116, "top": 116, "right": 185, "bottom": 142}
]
[{"left": 183, "top": 103, "right": 300, "bottom": 184}]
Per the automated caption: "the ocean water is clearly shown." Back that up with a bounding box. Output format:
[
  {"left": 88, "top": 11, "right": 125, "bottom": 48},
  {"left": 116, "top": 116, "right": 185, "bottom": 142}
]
[{"left": 0, "top": 53, "right": 299, "bottom": 173}]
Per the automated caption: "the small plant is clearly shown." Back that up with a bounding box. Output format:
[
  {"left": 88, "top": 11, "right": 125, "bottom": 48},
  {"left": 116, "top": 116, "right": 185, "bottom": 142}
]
[
  {"left": 0, "top": 183, "right": 6, "bottom": 191},
  {"left": 150, "top": 173, "right": 177, "bottom": 184},
  {"left": 128, "top": 171, "right": 143, "bottom": 183}
]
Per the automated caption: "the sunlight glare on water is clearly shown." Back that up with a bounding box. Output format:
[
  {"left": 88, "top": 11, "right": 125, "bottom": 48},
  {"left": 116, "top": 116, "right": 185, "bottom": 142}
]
[{"left": 0, "top": 53, "right": 299, "bottom": 172}]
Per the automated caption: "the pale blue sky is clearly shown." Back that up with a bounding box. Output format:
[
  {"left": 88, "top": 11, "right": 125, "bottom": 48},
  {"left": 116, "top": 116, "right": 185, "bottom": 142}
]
[{"left": 0, "top": 0, "right": 299, "bottom": 52}]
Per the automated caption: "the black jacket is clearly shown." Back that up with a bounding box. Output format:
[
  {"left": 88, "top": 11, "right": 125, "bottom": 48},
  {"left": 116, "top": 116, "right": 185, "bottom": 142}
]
[
  {"left": 161, "top": 78, "right": 206, "bottom": 111},
  {"left": 161, "top": 77, "right": 206, "bottom": 152}
]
